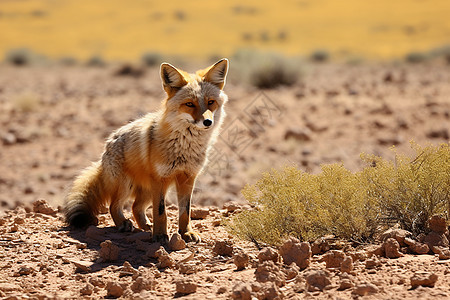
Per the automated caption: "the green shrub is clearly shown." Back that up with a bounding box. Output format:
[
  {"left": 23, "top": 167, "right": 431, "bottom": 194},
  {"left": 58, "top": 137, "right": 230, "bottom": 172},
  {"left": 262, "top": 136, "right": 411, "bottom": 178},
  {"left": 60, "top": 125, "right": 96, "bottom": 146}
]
[{"left": 227, "top": 143, "right": 449, "bottom": 245}]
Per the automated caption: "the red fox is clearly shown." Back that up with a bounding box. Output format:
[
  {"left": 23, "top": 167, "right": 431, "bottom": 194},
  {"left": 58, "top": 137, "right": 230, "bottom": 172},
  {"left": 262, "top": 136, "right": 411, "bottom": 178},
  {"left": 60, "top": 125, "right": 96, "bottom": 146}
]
[{"left": 64, "top": 59, "right": 229, "bottom": 243}]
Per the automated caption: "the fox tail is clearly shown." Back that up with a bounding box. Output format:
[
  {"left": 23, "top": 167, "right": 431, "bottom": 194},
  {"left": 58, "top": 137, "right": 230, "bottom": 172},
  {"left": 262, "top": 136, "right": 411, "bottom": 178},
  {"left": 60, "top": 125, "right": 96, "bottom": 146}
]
[{"left": 64, "top": 161, "right": 105, "bottom": 228}]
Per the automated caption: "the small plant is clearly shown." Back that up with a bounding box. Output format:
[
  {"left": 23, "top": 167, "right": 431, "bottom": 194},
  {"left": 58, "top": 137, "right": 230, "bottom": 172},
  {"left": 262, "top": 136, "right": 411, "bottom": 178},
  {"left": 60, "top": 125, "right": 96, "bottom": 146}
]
[
  {"left": 405, "top": 52, "right": 427, "bottom": 63},
  {"left": 5, "top": 48, "right": 35, "bottom": 66},
  {"left": 231, "top": 49, "right": 301, "bottom": 89},
  {"left": 86, "top": 55, "right": 106, "bottom": 67},
  {"left": 227, "top": 143, "right": 449, "bottom": 245},
  {"left": 310, "top": 49, "right": 329, "bottom": 62}
]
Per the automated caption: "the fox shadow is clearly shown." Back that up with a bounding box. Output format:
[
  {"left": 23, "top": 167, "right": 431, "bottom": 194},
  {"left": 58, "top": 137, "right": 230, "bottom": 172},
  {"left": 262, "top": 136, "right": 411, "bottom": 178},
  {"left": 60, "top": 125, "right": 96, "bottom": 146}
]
[{"left": 65, "top": 224, "right": 158, "bottom": 272}]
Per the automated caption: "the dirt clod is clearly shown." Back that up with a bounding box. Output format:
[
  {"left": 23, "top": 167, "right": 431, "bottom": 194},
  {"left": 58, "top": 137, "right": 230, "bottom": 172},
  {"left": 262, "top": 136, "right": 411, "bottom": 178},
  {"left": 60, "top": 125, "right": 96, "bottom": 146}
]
[
  {"left": 231, "top": 282, "right": 252, "bottom": 300},
  {"left": 213, "top": 240, "right": 234, "bottom": 256},
  {"left": 410, "top": 272, "right": 438, "bottom": 288},
  {"left": 175, "top": 278, "right": 197, "bottom": 295},
  {"left": 168, "top": 233, "right": 186, "bottom": 251},
  {"left": 99, "top": 239, "right": 119, "bottom": 262},
  {"left": 279, "top": 237, "right": 311, "bottom": 269},
  {"left": 305, "top": 269, "right": 331, "bottom": 292},
  {"left": 352, "top": 283, "right": 379, "bottom": 296},
  {"left": 233, "top": 251, "right": 249, "bottom": 270},
  {"left": 258, "top": 247, "right": 279, "bottom": 263}
]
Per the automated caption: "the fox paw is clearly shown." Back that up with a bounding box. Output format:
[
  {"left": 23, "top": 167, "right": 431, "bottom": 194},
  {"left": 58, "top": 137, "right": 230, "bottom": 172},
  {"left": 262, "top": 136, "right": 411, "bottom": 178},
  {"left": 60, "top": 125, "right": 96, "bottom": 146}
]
[
  {"left": 152, "top": 233, "right": 169, "bottom": 244},
  {"left": 181, "top": 231, "right": 201, "bottom": 243},
  {"left": 117, "top": 219, "right": 134, "bottom": 232}
]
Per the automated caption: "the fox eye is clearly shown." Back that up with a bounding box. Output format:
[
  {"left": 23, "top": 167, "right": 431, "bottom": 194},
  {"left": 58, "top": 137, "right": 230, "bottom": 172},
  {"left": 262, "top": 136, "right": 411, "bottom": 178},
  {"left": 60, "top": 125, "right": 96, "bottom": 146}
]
[
  {"left": 185, "top": 102, "right": 195, "bottom": 107},
  {"left": 208, "top": 100, "right": 215, "bottom": 105}
]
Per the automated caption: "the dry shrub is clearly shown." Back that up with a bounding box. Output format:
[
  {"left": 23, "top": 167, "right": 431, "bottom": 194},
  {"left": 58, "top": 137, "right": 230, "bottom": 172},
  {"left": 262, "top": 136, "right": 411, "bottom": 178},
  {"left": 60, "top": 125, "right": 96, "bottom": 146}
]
[
  {"left": 227, "top": 143, "right": 449, "bottom": 245},
  {"left": 362, "top": 142, "right": 450, "bottom": 235},
  {"left": 230, "top": 49, "right": 301, "bottom": 89}
]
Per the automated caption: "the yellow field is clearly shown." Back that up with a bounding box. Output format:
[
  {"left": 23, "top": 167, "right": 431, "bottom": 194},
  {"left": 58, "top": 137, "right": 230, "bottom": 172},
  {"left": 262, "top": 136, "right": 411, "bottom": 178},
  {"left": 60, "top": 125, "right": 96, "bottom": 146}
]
[{"left": 1, "top": 0, "right": 449, "bottom": 60}]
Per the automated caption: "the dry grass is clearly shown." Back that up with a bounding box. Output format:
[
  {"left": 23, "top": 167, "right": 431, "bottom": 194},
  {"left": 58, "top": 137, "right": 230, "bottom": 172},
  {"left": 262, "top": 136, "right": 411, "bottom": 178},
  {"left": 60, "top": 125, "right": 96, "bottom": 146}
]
[{"left": 227, "top": 143, "right": 449, "bottom": 245}]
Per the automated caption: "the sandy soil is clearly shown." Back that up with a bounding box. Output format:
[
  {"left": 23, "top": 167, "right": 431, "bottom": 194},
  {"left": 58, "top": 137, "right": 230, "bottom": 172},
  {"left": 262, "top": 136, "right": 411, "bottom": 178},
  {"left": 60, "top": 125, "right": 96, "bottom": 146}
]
[{"left": 0, "top": 61, "right": 449, "bottom": 299}]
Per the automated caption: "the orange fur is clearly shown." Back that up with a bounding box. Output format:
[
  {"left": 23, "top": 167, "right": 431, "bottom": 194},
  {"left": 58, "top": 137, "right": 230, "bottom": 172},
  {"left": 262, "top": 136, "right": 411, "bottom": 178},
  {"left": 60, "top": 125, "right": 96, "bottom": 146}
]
[{"left": 64, "top": 59, "right": 229, "bottom": 243}]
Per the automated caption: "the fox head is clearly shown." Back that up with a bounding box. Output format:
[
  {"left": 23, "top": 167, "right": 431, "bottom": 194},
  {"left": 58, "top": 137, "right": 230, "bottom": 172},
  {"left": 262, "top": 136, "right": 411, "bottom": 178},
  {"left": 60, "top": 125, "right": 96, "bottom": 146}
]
[{"left": 160, "top": 59, "right": 229, "bottom": 132}]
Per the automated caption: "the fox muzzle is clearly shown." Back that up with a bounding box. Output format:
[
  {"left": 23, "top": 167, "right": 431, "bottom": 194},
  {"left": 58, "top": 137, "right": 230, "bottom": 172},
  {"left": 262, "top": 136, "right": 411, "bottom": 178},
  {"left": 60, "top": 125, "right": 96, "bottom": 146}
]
[{"left": 202, "top": 110, "right": 213, "bottom": 127}]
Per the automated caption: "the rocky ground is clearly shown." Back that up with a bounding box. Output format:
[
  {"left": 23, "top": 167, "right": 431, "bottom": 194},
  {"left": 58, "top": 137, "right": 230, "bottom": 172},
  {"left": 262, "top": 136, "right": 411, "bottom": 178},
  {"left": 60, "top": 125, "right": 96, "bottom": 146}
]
[
  {"left": 0, "top": 61, "right": 449, "bottom": 299},
  {"left": 0, "top": 199, "right": 450, "bottom": 299}
]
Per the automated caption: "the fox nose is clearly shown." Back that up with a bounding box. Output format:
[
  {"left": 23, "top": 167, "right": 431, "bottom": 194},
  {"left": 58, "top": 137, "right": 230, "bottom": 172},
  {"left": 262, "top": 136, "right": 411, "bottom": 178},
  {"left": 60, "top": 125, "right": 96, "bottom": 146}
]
[{"left": 203, "top": 119, "right": 212, "bottom": 127}]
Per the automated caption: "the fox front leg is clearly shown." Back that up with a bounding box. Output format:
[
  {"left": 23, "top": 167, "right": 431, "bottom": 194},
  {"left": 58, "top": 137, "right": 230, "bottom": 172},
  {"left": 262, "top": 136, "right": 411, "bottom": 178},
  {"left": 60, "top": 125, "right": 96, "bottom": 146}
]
[
  {"left": 175, "top": 173, "right": 201, "bottom": 243},
  {"left": 151, "top": 181, "right": 170, "bottom": 244}
]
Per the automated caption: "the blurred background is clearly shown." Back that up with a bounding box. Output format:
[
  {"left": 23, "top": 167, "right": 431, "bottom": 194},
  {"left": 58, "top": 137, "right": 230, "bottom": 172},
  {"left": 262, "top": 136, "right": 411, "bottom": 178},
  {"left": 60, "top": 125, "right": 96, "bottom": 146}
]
[
  {"left": 0, "top": 0, "right": 449, "bottom": 212},
  {"left": 1, "top": 0, "right": 450, "bottom": 62}
]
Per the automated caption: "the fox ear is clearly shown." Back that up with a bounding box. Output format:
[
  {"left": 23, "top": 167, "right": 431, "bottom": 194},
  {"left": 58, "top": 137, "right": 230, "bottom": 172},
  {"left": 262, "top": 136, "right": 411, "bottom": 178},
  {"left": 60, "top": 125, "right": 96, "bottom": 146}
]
[
  {"left": 160, "top": 63, "right": 188, "bottom": 94},
  {"left": 203, "top": 58, "right": 229, "bottom": 89}
]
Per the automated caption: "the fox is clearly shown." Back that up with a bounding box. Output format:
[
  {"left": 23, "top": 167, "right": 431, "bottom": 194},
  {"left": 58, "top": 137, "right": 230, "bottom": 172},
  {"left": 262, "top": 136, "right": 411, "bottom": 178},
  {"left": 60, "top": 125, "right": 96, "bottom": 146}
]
[{"left": 64, "top": 59, "right": 229, "bottom": 243}]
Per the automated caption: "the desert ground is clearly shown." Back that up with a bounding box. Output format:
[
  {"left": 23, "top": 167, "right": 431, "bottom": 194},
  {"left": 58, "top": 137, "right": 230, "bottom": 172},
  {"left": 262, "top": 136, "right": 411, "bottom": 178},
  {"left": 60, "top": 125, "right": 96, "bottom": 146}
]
[{"left": 0, "top": 59, "right": 449, "bottom": 299}]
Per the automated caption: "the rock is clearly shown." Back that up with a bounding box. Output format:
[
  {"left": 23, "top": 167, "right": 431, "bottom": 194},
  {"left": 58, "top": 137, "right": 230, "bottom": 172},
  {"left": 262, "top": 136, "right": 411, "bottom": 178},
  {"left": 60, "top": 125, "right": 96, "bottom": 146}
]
[
  {"left": 178, "top": 261, "right": 204, "bottom": 274},
  {"left": 283, "top": 262, "right": 300, "bottom": 280},
  {"left": 278, "top": 237, "right": 311, "bottom": 269},
  {"left": 255, "top": 260, "right": 285, "bottom": 287},
  {"left": 284, "top": 128, "right": 312, "bottom": 142},
  {"left": 120, "top": 261, "right": 139, "bottom": 277},
  {"left": 223, "top": 202, "right": 241, "bottom": 213},
  {"left": 213, "top": 240, "right": 234, "bottom": 256},
  {"left": 404, "top": 238, "right": 429, "bottom": 255},
  {"left": 380, "top": 227, "right": 411, "bottom": 246},
  {"left": 305, "top": 269, "right": 331, "bottom": 292},
  {"left": 80, "top": 283, "right": 94, "bottom": 295},
  {"left": 0, "top": 283, "right": 21, "bottom": 292},
  {"left": 17, "top": 266, "right": 34, "bottom": 276},
  {"left": 89, "top": 277, "right": 106, "bottom": 288},
  {"left": 85, "top": 225, "right": 104, "bottom": 241},
  {"left": 32, "top": 199, "right": 57, "bottom": 215},
  {"left": 106, "top": 281, "right": 125, "bottom": 298},
  {"left": 145, "top": 242, "right": 162, "bottom": 258},
  {"left": 256, "top": 282, "right": 283, "bottom": 300},
  {"left": 2, "top": 133, "right": 17, "bottom": 145},
  {"left": 423, "top": 231, "right": 449, "bottom": 248},
  {"left": 432, "top": 246, "right": 450, "bottom": 260},
  {"left": 131, "top": 276, "right": 155, "bottom": 292},
  {"left": 168, "top": 233, "right": 186, "bottom": 251},
  {"left": 410, "top": 272, "right": 438, "bottom": 288},
  {"left": 231, "top": 282, "right": 252, "bottom": 300},
  {"left": 367, "top": 244, "right": 385, "bottom": 257},
  {"left": 175, "top": 278, "right": 197, "bottom": 295},
  {"left": 99, "top": 240, "right": 119, "bottom": 262},
  {"left": 365, "top": 257, "right": 381, "bottom": 269},
  {"left": 341, "top": 255, "right": 353, "bottom": 273},
  {"left": 191, "top": 207, "right": 209, "bottom": 219},
  {"left": 321, "top": 250, "right": 345, "bottom": 268},
  {"left": 384, "top": 238, "right": 404, "bottom": 258},
  {"left": 233, "top": 251, "right": 249, "bottom": 270},
  {"left": 352, "top": 283, "right": 379, "bottom": 296},
  {"left": 70, "top": 260, "right": 93, "bottom": 272},
  {"left": 258, "top": 247, "right": 280, "bottom": 263},
  {"left": 311, "top": 236, "right": 331, "bottom": 255},
  {"left": 338, "top": 279, "right": 354, "bottom": 290},
  {"left": 428, "top": 215, "right": 448, "bottom": 234},
  {"left": 155, "top": 247, "right": 175, "bottom": 268}
]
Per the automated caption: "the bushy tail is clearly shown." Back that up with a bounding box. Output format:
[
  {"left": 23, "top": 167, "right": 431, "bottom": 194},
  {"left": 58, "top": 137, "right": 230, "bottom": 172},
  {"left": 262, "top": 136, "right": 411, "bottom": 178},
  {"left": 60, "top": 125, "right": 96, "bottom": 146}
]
[{"left": 65, "top": 161, "right": 106, "bottom": 228}]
